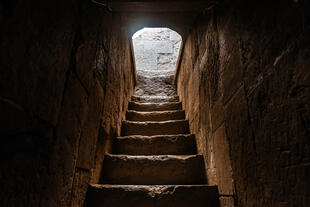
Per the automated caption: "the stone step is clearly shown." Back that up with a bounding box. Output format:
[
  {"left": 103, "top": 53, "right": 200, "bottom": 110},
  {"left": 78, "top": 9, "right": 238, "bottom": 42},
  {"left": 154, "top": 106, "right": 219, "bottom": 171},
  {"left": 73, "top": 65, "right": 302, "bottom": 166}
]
[
  {"left": 126, "top": 110, "right": 185, "bottom": 121},
  {"left": 121, "top": 120, "right": 189, "bottom": 136},
  {"left": 128, "top": 101, "right": 182, "bottom": 112},
  {"left": 131, "top": 95, "right": 179, "bottom": 103},
  {"left": 101, "top": 154, "right": 206, "bottom": 185},
  {"left": 113, "top": 134, "right": 197, "bottom": 155},
  {"left": 84, "top": 184, "right": 219, "bottom": 207}
]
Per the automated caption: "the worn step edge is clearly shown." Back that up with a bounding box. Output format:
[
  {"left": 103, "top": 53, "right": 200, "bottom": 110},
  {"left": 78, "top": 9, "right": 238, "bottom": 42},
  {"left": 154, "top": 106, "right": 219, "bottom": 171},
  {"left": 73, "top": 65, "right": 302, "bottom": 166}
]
[
  {"left": 126, "top": 110, "right": 185, "bottom": 121},
  {"left": 131, "top": 95, "right": 179, "bottom": 103},
  {"left": 113, "top": 134, "right": 197, "bottom": 155},
  {"left": 128, "top": 101, "right": 182, "bottom": 112},
  {"left": 85, "top": 184, "right": 219, "bottom": 207},
  {"left": 101, "top": 154, "right": 206, "bottom": 185},
  {"left": 121, "top": 120, "right": 189, "bottom": 136}
]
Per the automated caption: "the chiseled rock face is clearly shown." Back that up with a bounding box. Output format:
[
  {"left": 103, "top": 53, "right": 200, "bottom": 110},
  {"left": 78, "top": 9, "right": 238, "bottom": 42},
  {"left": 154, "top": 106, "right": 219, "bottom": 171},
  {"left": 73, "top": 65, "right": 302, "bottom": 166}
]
[
  {"left": 131, "top": 95, "right": 179, "bottom": 103},
  {"left": 121, "top": 120, "right": 189, "bottom": 136},
  {"left": 85, "top": 184, "right": 219, "bottom": 207},
  {"left": 128, "top": 101, "right": 182, "bottom": 111},
  {"left": 176, "top": 1, "right": 309, "bottom": 207},
  {"left": 0, "top": 1, "right": 135, "bottom": 206},
  {"left": 134, "top": 74, "right": 177, "bottom": 96},
  {"left": 102, "top": 154, "right": 206, "bottom": 185},
  {"left": 126, "top": 110, "right": 185, "bottom": 121},
  {"left": 113, "top": 134, "right": 197, "bottom": 155}
]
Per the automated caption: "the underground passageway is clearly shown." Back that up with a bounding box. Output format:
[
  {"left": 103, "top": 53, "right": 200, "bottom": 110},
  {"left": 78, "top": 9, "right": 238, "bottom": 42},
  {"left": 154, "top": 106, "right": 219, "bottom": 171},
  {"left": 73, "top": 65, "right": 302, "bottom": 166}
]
[
  {"left": 1, "top": 0, "right": 309, "bottom": 207},
  {"left": 84, "top": 27, "right": 219, "bottom": 206}
]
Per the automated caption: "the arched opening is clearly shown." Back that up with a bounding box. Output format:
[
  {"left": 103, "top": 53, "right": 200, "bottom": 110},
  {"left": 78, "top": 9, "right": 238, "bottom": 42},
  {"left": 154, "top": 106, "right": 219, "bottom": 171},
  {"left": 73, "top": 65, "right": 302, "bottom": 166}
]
[
  {"left": 132, "top": 27, "right": 182, "bottom": 77},
  {"left": 131, "top": 27, "right": 182, "bottom": 96}
]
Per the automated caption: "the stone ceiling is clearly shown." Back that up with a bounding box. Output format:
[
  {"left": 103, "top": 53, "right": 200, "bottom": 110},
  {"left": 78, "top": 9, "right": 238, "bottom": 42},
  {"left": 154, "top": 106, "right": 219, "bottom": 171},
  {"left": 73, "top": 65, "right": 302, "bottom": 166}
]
[
  {"left": 106, "top": 0, "right": 214, "bottom": 12},
  {"left": 92, "top": 0, "right": 218, "bottom": 36}
]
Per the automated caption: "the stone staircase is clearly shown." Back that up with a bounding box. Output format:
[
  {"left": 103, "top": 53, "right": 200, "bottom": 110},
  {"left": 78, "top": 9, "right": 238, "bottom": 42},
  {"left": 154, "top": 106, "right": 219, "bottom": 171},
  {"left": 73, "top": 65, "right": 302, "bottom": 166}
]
[{"left": 84, "top": 82, "right": 219, "bottom": 206}]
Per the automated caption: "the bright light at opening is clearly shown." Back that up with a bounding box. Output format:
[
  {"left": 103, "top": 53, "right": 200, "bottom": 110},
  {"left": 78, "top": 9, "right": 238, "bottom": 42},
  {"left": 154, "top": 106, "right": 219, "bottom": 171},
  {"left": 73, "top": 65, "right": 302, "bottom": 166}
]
[
  {"left": 132, "top": 28, "right": 146, "bottom": 39},
  {"left": 132, "top": 27, "right": 182, "bottom": 77}
]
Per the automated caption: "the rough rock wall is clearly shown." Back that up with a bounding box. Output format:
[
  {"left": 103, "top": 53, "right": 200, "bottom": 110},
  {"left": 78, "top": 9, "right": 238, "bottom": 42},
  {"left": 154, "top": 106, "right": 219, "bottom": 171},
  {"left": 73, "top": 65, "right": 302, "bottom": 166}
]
[
  {"left": 176, "top": 1, "right": 310, "bottom": 207},
  {"left": 0, "top": 1, "right": 135, "bottom": 206}
]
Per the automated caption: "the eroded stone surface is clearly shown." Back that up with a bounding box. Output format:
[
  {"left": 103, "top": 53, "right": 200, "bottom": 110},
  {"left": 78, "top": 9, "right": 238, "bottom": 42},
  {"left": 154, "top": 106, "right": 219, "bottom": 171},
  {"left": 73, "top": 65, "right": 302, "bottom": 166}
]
[
  {"left": 214, "top": 124, "right": 234, "bottom": 195},
  {"left": 121, "top": 120, "right": 189, "bottom": 136},
  {"left": 128, "top": 101, "right": 182, "bottom": 111},
  {"left": 102, "top": 154, "right": 206, "bottom": 185},
  {"left": 131, "top": 95, "right": 179, "bottom": 103},
  {"left": 0, "top": 2, "right": 135, "bottom": 206},
  {"left": 176, "top": 2, "right": 309, "bottom": 207},
  {"left": 126, "top": 110, "right": 185, "bottom": 121},
  {"left": 113, "top": 134, "right": 196, "bottom": 155},
  {"left": 135, "top": 74, "right": 177, "bottom": 96},
  {"left": 85, "top": 184, "right": 219, "bottom": 207}
]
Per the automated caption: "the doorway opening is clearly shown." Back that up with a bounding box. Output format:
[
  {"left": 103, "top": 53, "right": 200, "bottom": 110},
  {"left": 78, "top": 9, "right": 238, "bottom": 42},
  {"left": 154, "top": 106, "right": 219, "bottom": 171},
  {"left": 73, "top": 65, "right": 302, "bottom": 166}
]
[
  {"left": 132, "top": 27, "right": 182, "bottom": 77},
  {"left": 131, "top": 28, "right": 182, "bottom": 96}
]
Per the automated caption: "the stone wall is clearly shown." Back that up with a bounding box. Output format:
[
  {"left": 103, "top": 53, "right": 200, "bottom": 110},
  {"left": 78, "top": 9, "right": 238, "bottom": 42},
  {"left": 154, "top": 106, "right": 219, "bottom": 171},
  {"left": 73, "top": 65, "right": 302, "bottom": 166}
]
[
  {"left": 176, "top": 1, "right": 310, "bottom": 206},
  {"left": 0, "top": 1, "right": 135, "bottom": 206},
  {"left": 1, "top": 0, "right": 309, "bottom": 206},
  {"left": 132, "top": 28, "right": 181, "bottom": 77}
]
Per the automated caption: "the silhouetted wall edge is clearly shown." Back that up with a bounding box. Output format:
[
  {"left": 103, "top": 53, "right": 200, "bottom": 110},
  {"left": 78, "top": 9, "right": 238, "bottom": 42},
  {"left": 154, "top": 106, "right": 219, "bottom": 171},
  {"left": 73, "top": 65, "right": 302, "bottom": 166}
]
[{"left": 0, "top": 1, "right": 135, "bottom": 206}]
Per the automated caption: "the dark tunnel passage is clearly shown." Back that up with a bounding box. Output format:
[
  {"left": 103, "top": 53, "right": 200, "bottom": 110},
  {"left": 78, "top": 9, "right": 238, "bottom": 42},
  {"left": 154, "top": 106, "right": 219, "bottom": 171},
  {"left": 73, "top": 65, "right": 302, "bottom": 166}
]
[{"left": 0, "top": 0, "right": 309, "bottom": 206}]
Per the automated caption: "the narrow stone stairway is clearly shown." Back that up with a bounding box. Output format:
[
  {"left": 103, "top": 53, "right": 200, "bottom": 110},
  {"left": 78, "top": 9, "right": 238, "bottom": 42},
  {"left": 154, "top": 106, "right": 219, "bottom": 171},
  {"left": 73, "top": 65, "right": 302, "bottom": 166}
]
[{"left": 85, "top": 76, "right": 219, "bottom": 207}]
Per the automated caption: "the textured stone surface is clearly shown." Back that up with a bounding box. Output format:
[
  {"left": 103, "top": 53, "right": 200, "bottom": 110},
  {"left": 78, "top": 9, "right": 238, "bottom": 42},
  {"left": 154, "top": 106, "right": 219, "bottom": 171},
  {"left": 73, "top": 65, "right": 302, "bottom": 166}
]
[
  {"left": 176, "top": 1, "right": 309, "bottom": 207},
  {"left": 132, "top": 28, "right": 182, "bottom": 98},
  {"left": 132, "top": 28, "right": 181, "bottom": 76},
  {"left": 131, "top": 95, "right": 179, "bottom": 103},
  {"left": 135, "top": 74, "right": 177, "bottom": 96},
  {"left": 0, "top": 1, "right": 135, "bottom": 206},
  {"left": 113, "top": 134, "right": 197, "bottom": 155},
  {"left": 102, "top": 154, "right": 206, "bottom": 185},
  {"left": 126, "top": 110, "right": 185, "bottom": 121},
  {"left": 85, "top": 184, "right": 219, "bottom": 207},
  {"left": 128, "top": 101, "right": 182, "bottom": 111},
  {"left": 219, "top": 197, "right": 235, "bottom": 207},
  {"left": 214, "top": 124, "right": 234, "bottom": 195},
  {"left": 176, "top": 8, "right": 219, "bottom": 187},
  {"left": 121, "top": 120, "right": 189, "bottom": 136}
]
